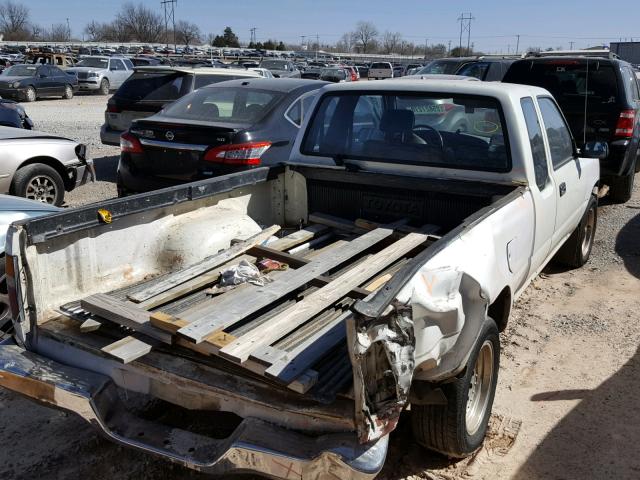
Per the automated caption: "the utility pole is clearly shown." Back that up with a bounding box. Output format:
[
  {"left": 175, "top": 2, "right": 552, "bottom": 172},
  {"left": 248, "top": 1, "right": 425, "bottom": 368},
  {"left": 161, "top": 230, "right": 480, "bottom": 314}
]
[
  {"left": 315, "top": 34, "right": 319, "bottom": 61},
  {"left": 569, "top": 41, "right": 575, "bottom": 50},
  {"left": 301, "top": 35, "right": 306, "bottom": 51},
  {"left": 448, "top": 40, "right": 452, "bottom": 56},
  {"left": 424, "top": 38, "right": 428, "bottom": 58},
  {"left": 515, "top": 34, "right": 520, "bottom": 55},
  {"left": 250, "top": 27, "right": 257, "bottom": 46},
  {"left": 161, "top": 0, "right": 177, "bottom": 52},
  {"left": 66, "top": 17, "right": 70, "bottom": 43},
  {"left": 457, "top": 13, "right": 474, "bottom": 56}
]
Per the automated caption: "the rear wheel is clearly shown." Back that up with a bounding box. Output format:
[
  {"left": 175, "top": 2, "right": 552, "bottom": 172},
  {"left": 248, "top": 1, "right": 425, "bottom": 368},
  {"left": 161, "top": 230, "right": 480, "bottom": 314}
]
[
  {"left": 24, "top": 86, "right": 36, "bottom": 102},
  {"left": 62, "top": 84, "right": 73, "bottom": 99},
  {"left": 11, "top": 164, "right": 65, "bottom": 206},
  {"left": 555, "top": 195, "right": 597, "bottom": 268},
  {"left": 412, "top": 318, "right": 499, "bottom": 458},
  {"left": 98, "top": 78, "right": 110, "bottom": 95}
]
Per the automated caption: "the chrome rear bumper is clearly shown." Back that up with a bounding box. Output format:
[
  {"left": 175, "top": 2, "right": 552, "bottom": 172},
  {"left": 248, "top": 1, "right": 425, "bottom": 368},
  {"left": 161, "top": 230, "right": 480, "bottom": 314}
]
[{"left": 0, "top": 339, "right": 387, "bottom": 479}]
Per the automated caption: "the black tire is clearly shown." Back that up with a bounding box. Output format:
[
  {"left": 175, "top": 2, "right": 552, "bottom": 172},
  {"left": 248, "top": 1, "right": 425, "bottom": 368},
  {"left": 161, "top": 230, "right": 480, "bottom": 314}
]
[
  {"left": 0, "top": 254, "right": 11, "bottom": 336},
  {"left": 554, "top": 195, "right": 597, "bottom": 268},
  {"left": 11, "top": 164, "right": 65, "bottom": 206},
  {"left": 62, "top": 84, "right": 74, "bottom": 99},
  {"left": 98, "top": 78, "right": 110, "bottom": 95},
  {"left": 24, "top": 86, "right": 36, "bottom": 102},
  {"left": 608, "top": 171, "right": 635, "bottom": 203},
  {"left": 412, "top": 318, "right": 500, "bottom": 458}
]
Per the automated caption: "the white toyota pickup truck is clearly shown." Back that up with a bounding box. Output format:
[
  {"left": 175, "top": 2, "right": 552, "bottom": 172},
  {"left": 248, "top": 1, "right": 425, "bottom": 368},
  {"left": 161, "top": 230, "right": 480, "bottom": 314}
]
[{"left": 0, "top": 81, "right": 602, "bottom": 479}]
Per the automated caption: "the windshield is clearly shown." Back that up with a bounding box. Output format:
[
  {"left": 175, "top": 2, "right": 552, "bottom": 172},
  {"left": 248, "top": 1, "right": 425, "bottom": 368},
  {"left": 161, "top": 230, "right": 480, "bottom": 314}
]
[
  {"left": 159, "top": 86, "right": 284, "bottom": 124},
  {"left": 261, "top": 60, "right": 287, "bottom": 70},
  {"left": 76, "top": 58, "right": 109, "bottom": 68},
  {"left": 302, "top": 92, "right": 510, "bottom": 172},
  {"left": 417, "top": 60, "right": 464, "bottom": 75},
  {"left": 2, "top": 65, "right": 37, "bottom": 76}
]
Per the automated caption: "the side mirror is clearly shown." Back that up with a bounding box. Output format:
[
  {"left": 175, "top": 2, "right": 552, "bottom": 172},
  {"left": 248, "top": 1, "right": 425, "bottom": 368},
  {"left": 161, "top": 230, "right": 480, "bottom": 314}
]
[{"left": 581, "top": 141, "right": 609, "bottom": 160}]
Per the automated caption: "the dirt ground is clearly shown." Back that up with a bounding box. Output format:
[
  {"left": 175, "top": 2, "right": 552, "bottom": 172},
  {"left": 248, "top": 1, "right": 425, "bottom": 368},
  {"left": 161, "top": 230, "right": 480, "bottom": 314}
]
[{"left": 1, "top": 180, "right": 639, "bottom": 478}]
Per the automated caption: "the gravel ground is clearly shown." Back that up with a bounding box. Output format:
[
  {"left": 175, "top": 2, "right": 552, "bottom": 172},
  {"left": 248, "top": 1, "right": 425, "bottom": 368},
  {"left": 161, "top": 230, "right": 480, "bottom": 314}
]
[
  {"left": 24, "top": 94, "right": 120, "bottom": 206},
  {"left": 2, "top": 97, "right": 640, "bottom": 479}
]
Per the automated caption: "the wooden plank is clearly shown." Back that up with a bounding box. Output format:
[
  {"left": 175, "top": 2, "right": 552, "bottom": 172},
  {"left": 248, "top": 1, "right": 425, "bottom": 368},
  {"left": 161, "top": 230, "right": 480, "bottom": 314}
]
[
  {"left": 177, "top": 227, "right": 394, "bottom": 344},
  {"left": 128, "top": 225, "right": 280, "bottom": 303},
  {"left": 308, "top": 213, "right": 366, "bottom": 234},
  {"left": 267, "top": 224, "right": 330, "bottom": 251},
  {"left": 152, "top": 311, "right": 317, "bottom": 393},
  {"left": 101, "top": 335, "right": 155, "bottom": 364},
  {"left": 264, "top": 313, "right": 349, "bottom": 384},
  {"left": 219, "top": 232, "right": 429, "bottom": 363},
  {"left": 79, "top": 318, "right": 102, "bottom": 333},
  {"left": 80, "top": 294, "right": 173, "bottom": 344}
]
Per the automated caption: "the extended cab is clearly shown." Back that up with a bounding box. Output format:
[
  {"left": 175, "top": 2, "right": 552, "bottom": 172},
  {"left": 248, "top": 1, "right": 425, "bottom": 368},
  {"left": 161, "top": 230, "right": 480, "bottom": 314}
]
[{"left": 0, "top": 81, "right": 600, "bottom": 479}]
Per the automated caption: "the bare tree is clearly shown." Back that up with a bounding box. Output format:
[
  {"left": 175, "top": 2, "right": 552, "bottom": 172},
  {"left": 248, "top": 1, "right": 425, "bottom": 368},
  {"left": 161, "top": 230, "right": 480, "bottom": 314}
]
[
  {"left": 352, "top": 21, "right": 378, "bottom": 54},
  {"left": 47, "top": 22, "right": 69, "bottom": 42},
  {"left": 336, "top": 31, "right": 356, "bottom": 53},
  {"left": 84, "top": 20, "right": 106, "bottom": 41},
  {"left": 382, "top": 31, "right": 402, "bottom": 54},
  {"left": 175, "top": 20, "right": 201, "bottom": 48},
  {"left": 0, "top": 1, "right": 30, "bottom": 40},
  {"left": 116, "top": 2, "right": 164, "bottom": 43}
]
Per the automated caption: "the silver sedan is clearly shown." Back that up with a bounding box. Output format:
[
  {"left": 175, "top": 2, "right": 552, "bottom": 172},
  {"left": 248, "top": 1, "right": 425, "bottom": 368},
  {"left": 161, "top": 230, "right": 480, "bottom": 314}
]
[{"left": 0, "top": 127, "right": 94, "bottom": 205}]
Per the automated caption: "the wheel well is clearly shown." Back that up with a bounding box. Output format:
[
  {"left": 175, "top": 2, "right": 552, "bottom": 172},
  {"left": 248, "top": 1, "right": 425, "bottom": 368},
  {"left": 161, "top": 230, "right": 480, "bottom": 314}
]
[
  {"left": 13, "top": 157, "right": 72, "bottom": 191},
  {"left": 488, "top": 287, "right": 511, "bottom": 332}
]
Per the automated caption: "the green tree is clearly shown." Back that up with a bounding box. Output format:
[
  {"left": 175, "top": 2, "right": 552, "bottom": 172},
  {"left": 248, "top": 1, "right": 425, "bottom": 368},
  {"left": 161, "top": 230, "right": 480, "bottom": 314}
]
[
  {"left": 277, "top": 41, "right": 286, "bottom": 51},
  {"left": 262, "top": 39, "right": 276, "bottom": 50},
  {"left": 223, "top": 26, "right": 239, "bottom": 47},
  {"left": 211, "top": 35, "right": 225, "bottom": 47}
]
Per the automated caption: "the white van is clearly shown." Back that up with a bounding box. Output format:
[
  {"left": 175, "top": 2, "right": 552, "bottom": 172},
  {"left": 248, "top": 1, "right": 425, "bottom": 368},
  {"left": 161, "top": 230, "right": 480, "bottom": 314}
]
[{"left": 369, "top": 62, "right": 394, "bottom": 80}]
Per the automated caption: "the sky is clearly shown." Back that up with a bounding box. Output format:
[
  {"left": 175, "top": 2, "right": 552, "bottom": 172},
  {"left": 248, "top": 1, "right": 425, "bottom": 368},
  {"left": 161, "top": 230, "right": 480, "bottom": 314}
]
[{"left": 21, "top": 0, "right": 640, "bottom": 53}]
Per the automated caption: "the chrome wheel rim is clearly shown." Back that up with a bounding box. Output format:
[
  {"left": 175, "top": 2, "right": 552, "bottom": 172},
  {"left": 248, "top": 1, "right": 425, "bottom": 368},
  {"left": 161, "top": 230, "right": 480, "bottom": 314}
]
[
  {"left": 25, "top": 175, "right": 57, "bottom": 204},
  {"left": 65, "top": 85, "right": 72, "bottom": 98},
  {"left": 581, "top": 208, "right": 596, "bottom": 258},
  {"left": 27, "top": 88, "right": 35, "bottom": 101},
  {"left": 466, "top": 340, "right": 494, "bottom": 436}
]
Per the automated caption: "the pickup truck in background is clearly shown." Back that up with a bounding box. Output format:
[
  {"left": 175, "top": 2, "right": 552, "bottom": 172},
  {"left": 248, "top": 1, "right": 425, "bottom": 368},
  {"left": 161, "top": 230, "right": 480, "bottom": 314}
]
[
  {"left": 0, "top": 81, "right": 601, "bottom": 479},
  {"left": 368, "top": 61, "right": 394, "bottom": 80}
]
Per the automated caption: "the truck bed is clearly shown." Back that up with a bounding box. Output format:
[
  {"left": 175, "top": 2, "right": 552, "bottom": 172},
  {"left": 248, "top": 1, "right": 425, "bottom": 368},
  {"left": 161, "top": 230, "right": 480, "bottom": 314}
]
[{"left": 53, "top": 213, "right": 438, "bottom": 400}]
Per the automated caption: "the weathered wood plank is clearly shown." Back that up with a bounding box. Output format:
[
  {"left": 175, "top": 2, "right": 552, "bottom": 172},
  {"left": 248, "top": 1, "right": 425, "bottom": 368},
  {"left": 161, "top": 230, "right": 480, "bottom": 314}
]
[
  {"left": 264, "top": 313, "right": 349, "bottom": 384},
  {"left": 101, "top": 335, "right": 155, "bottom": 364},
  {"left": 79, "top": 318, "right": 102, "bottom": 333},
  {"left": 177, "top": 227, "right": 394, "bottom": 343},
  {"left": 150, "top": 311, "right": 235, "bottom": 349},
  {"left": 128, "top": 225, "right": 280, "bottom": 303},
  {"left": 80, "top": 294, "right": 173, "bottom": 344},
  {"left": 267, "top": 224, "right": 330, "bottom": 251},
  {"left": 308, "top": 213, "right": 367, "bottom": 234},
  {"left": 219, "top": 232, "right": 429, "bottom": 363}
]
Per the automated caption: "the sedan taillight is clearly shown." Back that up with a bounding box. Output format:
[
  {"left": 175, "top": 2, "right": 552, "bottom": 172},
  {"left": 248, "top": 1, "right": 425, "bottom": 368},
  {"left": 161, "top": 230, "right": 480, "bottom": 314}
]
[
  {"left": 120, "top": 132, "right": 143, "bottom": 154},
  {"left": 203, "top": 141, "right": 271, "bottom": 166}
]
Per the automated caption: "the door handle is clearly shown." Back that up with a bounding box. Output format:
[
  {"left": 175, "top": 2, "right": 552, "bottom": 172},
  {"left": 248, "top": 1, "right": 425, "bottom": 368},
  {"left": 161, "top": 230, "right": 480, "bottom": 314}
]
[{"left": 559, "top": 182, "right": 567, "bottom": 197}]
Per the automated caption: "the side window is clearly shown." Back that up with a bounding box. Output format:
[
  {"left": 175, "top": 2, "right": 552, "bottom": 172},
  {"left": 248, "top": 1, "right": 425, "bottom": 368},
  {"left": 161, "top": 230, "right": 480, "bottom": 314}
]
[
  {"left": 624, "top": 67, "right": 640, "bottom": 101},
  {"left": 123, "top": 59, "right": 134, "bottom": 70},
  {"left": 538, "top": 97, "right": 575, "bottom": 169},
  {"left": 521, "top": 97, "right": 549, "bottom": 190},
  {"left": 285, "top": 98, "right": 302, "bottom": 126},
  {"left": 111, "top": 59, "right": 125, "bottom": 71}
]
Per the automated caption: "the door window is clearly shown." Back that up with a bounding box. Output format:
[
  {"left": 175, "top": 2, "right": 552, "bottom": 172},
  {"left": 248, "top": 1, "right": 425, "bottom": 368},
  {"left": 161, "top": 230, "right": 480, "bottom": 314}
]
[
  {"left": 538, "top": 97, "right": 575, "bottom": 169},
  {"left": 521, "top": 97, "right": 549, "bottom": 190},
  {"left": 110, "top": 59, "right": 126, "bottom": 71}
]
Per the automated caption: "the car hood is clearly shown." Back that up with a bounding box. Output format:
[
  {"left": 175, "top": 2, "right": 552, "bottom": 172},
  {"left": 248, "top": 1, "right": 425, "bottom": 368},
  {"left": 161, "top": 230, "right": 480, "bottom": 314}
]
[
  {"left": 0, "top": 76, "right": 31, "bottom": 83},
  {"left": 0, "top": 125, "right": 75, "bottom": 142},
  {"left": 0, "top": 195, "right": 60, "bottom": 253}
]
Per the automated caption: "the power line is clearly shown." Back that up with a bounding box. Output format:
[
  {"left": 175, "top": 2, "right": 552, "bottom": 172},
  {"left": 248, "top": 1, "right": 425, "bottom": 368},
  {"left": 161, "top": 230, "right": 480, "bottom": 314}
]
[{"left": 457, "top": 12, "right": 475, "bottom": 55}]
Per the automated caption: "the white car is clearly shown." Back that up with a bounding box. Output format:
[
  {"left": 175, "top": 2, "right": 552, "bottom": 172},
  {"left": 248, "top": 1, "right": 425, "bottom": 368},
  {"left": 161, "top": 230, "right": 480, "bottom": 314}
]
[
  {"left": 369, "top": 61, "right": 394, "bottom": 80},
  {"left": 249, "top": 67, "right": 274, "bottom": 78},
  {"left": 67, "top": 56, "right": 134, "bottom": 95}
]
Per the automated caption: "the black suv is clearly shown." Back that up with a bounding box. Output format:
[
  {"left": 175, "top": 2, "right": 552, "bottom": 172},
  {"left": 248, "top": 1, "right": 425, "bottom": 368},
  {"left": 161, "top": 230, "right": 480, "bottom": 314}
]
[
  {"left": 416, "top": 57, "right": 518, "bottom": 81},
  {"left": 504, "top": 55, "right": 640, "bottom": 202}
]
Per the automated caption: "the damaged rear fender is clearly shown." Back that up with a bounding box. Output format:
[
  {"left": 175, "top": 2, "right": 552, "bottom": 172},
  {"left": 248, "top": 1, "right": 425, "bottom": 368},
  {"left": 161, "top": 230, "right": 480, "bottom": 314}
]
[{"left": 347, "top": 267, "right": 489, "bottom": 443}]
